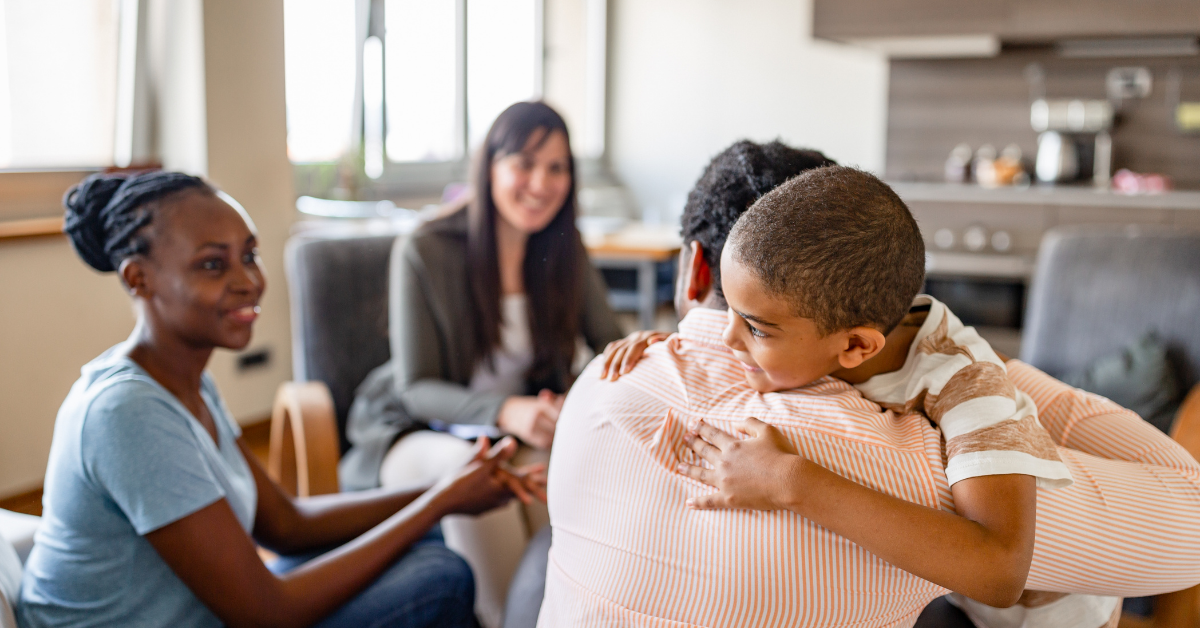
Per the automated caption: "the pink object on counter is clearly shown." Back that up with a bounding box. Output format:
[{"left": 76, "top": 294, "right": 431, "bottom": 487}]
[{"left": 1112, "top": 168, "right": 1173, "bottom": 195}]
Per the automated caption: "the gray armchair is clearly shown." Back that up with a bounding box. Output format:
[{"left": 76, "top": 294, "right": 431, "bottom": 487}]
[
  {"left": 1021, "top": 224, "right": 1200, "bottom": 391},
  {"left": 284, "top": 231, "right": 397, "bottom": 441},
  {"left": 268, "top": 230, "right": 403, "bottom": 497},
  {"left": 1020, "top": 224, "right": 1200, "bottom": 625}
]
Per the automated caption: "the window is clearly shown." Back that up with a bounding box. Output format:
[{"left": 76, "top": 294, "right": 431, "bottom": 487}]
[
  {"left": 0, "top": 0, "right": 121, "bottom": 169},
  {"left": 465, "top": 0, "right": 541, "bottom": 150},
  {"left": 284, "top": 0, "right": 606, "bottom": 193},
  {"left": 282, "top": 0, "right": 358, "bottom": 163},
  {"left": 383, "top": 0, "right": 459, "bottom": 163}
]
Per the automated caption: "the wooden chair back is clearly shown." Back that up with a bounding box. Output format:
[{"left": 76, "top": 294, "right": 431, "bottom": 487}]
[{"left": 267, "top": 382, "right": 340, "bottom": 497}]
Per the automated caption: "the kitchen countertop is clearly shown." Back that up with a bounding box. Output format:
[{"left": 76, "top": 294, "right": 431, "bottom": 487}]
[
  {"left": 925, "top": 251, "right": 1034, "bottom": 279},
  {"left": 889, "top": 181, "right": 1200, "bottom": 210}
]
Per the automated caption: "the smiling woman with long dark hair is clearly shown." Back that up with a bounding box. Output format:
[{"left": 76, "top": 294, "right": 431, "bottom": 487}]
[
  {"left": 17, "top": 171, "right": 543, "bottom": 628},
  {"left": 340, "top": 101, "right": 623, "bottom": 624}
]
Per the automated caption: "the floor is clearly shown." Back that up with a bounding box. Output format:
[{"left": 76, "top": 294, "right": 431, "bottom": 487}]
[{"left": 0, "top": 488, "right": 42, "bottom": 517}]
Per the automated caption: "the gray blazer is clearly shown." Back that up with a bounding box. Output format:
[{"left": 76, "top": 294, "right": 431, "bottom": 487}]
[{"left": 340, "top": 209, "right": 623, "bottom": 489}]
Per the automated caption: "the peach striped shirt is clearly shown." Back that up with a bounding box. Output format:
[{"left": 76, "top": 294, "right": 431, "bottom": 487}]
[{"left": 541, "top": 308, "right": 1200, "bottom": 627}]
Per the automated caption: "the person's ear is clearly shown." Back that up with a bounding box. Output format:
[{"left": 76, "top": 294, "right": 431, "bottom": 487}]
[
  {"left": 835, "top": 326, "right": 887, "bottom": 370},
  {"left": 119, "top": 257, "right": 150, "bottom": 299},
  {"left": 685, "top": 241, "right": 712, "bottom": 302}
]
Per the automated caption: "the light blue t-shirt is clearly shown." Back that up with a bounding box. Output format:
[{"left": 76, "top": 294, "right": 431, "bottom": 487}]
[{"left": 18, "top": 344, "right": 257, "bottom": 628}]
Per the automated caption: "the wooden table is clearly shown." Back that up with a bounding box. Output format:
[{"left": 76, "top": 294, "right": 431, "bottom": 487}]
[{"left": 584, "top": 223, "right": 682, "bottom": 330}]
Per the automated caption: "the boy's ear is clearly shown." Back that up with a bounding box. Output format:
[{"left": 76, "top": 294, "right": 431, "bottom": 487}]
[{"left": 836, "top": 326, "right": 887, "bottom": 370}]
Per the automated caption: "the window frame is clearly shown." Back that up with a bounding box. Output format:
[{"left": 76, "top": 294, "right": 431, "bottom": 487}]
[
  {"left": 367, "top": 0, "right": 533, "bottom": 194},
  {"left": 0, "top": 170, "right": 97, "bottom": 226},
  {"left": 291, "top": 0, "right": 608, "bottom": 201},
  {"left": 0, "top": 0, "right": 148, "bottom": 229}
]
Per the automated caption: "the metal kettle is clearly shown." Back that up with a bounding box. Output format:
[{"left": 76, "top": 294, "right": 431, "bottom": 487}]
[{"left": 1035, "top": 131, "right": 1078, "bottom": 183}]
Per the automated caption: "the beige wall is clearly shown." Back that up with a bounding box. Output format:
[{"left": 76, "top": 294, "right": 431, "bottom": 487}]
[
  {"left": 199, "top": 0, "right": 295, "bottom": 422},
  {"left": 0, "top": 0, "right": 294, "bottom": 496},
  {"left": 607, "top": 0, "right": 889, "bottom": 220},
  {"left": 0, "top": 239, "right": 136, "bottom": 496}
]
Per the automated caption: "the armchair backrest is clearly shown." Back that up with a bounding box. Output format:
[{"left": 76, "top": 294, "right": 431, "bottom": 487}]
[
  {"left": 285, "top": 232, "right": 400, "bottom": 451},
  {"left": 1020, "top": 225, "right": 1200, "bottom": 390}
]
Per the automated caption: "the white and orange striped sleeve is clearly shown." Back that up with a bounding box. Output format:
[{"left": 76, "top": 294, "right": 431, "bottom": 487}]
[
  {"left": 1002, "top": 359, "right": 1200, "bottom": 596},
  {"left": 856, "top": 297, "right": 1072, "bottom": 489}
]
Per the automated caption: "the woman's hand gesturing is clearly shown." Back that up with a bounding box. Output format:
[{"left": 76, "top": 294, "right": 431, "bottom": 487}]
[
  {"left": 497, "top": 390, "right": 563, "bottom": 450},
  {"left": 600, "top": 331, "right": 669, "bottom": 381},
  {"left": 677, "top": 418, "right": 806, "bottom": 511},
  {"left": 494, "top": 463, "right": 548, "bottom": 506},
  {"left": 430, "top": 436, "right": 546, "bottom": 516}
]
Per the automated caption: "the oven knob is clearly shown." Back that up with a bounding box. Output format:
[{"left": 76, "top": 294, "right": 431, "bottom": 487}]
[
  {"left": 963, "top": 224, "right": 988, "bottom": 252},
  {"left": 991, "top": 230, "right": 1012, "bottom": 252},
  {"left": 934, "top": 228, "right": 956, "bottom": 250}
]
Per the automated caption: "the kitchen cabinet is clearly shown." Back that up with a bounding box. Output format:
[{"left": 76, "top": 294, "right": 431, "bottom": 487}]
[
  {"left": 813, "top": 0, "right": 1200, "bottom": 43},
  {"left": 1055, "top": 205, "right": 1173, "bottom": 226},
  {"left": 891, "top": 182, "right": 1200, "bottom": 280},
  {"left": 894, "top": 182, "right": 1200, "bottom": 351},
  {"left": 907, "top": 201, "right": 1049, "bottom": 257},
  {"left": 1176, "top": 210, "right": 1200, "bottom": 230}
]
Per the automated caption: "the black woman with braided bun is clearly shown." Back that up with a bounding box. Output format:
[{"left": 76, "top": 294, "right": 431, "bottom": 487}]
[{"left": 19, "top": 170, "right": 545, "bottom": 628}]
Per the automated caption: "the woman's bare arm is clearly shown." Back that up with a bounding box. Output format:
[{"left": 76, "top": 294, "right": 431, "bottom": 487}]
[
  {"left": 243, "top": 440, "right": 430, "bottom": 555},
  {"left": 145, "top": 438, "right": 518, "bottom": 628},
  {"left": 681, "top": 419, "right": 1036, "bottom": 607},
  {"left": 247, "top": 436, "right": 546, "bottom": 556}
]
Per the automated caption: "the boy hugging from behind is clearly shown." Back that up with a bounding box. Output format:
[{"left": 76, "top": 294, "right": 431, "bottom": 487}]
[{"left": 615, "top": 165, "right": 1121, "bottom": 627}]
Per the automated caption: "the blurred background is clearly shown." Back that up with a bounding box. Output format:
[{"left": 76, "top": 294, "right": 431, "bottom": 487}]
[{"left": 1, "top": 0, "right": 1198, "bottom": 520}]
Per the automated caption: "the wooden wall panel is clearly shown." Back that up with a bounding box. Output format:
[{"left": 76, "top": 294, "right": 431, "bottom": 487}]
[
  {"left": 886, "top": 50, "right": 1200, "bottom": 189},
  {"left": 1171, "top": 210, "right": 1200, "bottom": 231},
  {"left": 1009, "top": 0, "right": 1200, "bottom": 40}
]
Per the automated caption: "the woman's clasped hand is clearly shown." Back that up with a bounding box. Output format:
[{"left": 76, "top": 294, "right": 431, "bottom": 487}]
[{"left": 432, "top": 436, "right": 547, "bottom": 512}]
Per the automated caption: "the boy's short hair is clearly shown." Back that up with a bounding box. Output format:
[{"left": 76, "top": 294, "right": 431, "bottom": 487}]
[
  {"left": 680, "top": 140, "right": 835, "bottom": 304},
  {"left": 728, "top": 166, "right": 926, "bottom": 335}
]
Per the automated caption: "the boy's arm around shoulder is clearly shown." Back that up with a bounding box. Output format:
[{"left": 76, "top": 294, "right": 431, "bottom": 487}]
[
  {"left": 790, "top": 451, "right": 1037, "bottom": 607},
  {"left": 683, "top": 418, "right": 1037, "bottom": 608},
  {"left": 792, "top": 446, "right": 1036, "bottom": 605}
]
